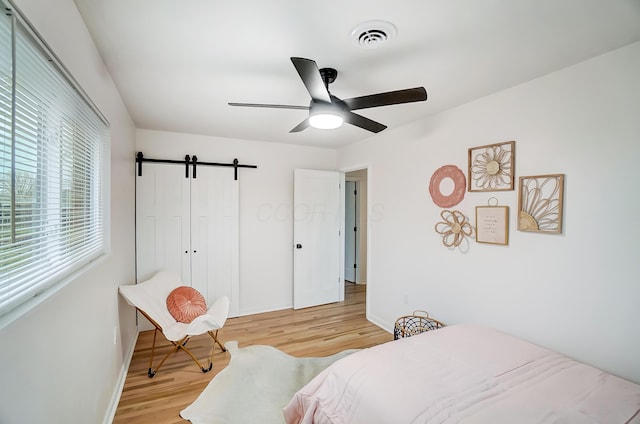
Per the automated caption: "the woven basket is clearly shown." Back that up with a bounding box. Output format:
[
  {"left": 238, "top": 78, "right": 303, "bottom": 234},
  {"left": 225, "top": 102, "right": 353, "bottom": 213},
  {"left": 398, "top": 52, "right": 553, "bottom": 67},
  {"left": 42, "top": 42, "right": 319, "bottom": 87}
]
[{"left": 393, "top": 310, "right": 444, "bottom": 340}]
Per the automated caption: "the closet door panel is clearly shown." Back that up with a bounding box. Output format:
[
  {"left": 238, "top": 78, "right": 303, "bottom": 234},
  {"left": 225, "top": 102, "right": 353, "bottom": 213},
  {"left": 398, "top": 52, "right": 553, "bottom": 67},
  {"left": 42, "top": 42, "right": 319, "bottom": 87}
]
[
  {"left": 136, "top": 163, "right": 191, "bottom": 284},
  {"left": 190, "top": 167, "right": 239, "bottom": 316}
]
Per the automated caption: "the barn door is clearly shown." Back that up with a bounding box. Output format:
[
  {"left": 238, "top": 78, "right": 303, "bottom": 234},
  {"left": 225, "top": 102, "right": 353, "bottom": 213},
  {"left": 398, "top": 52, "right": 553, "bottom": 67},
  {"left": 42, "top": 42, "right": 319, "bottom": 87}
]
[
  {"left": 136, "top": 163, "right": 190, "bottom": 284},
  {"left": 190, "top": 166, "right": 239, "bottom": 316},
  {"left": 136, "top": 162, "right": 240, "bottom": 319}
]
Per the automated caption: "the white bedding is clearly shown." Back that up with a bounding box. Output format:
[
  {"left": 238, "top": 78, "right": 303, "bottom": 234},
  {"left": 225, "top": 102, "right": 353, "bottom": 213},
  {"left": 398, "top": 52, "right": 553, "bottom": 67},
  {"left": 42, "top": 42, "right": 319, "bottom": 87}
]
[{"left": 283, "top": 325, "right": 640, "bottom": 423}]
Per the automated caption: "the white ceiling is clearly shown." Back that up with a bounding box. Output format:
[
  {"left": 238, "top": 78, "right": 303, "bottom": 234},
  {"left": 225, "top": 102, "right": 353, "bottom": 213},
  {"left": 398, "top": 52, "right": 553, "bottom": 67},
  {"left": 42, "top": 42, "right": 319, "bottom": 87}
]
[{"left": 74, "top": 0, "right": 640, "bottom": 149}]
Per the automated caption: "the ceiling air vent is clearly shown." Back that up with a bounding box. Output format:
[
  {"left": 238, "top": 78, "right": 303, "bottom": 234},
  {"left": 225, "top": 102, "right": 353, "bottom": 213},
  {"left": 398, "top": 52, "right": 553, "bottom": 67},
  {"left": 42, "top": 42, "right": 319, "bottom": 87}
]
[{"left": 350, "top": 20, "right": 398, "bottom": 49}]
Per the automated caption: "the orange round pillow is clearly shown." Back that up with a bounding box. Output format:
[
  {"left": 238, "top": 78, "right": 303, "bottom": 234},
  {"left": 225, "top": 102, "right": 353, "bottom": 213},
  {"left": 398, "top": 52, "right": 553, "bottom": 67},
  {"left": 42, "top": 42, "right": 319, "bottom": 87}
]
[{"left": 166, "top": 286, "right": 207, "bottom": 323}]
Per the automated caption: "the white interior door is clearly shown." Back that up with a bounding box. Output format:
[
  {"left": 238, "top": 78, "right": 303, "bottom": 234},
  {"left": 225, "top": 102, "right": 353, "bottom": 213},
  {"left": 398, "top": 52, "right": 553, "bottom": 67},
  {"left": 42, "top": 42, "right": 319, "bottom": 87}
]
[
  {"left": 136, "top": 163, "right": 190, "bottom": 284},
  {"left": 190, "top": 166, "right": 240, "bottom": 317},
  {"left": 293, "top": 169, "right": 343, "bottom": 309}
]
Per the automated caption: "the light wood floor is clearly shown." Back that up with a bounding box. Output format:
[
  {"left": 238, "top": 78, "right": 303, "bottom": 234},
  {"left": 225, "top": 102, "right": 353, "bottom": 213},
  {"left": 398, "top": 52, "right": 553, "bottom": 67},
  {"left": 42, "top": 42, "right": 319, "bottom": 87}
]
[{"left": 113, "top": 283, "right": 391, "bottom": 423}]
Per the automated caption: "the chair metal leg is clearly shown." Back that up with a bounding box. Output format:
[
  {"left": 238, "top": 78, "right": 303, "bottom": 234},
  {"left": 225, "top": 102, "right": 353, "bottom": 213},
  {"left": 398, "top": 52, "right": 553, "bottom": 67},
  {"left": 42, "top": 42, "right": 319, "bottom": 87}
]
[
  {"left": 148, "top": 334, "right": 219, "bottom": 377},
  {"left": 209, "top": 329, "right": 227, "bottom": 352},
  {"left": 148, "top": 327, "right": 159, "bottom": 377},
  {"left": 149, "top": 340, "right": 182, "bottom": 377},
  {"left": 177, "top": 336, "right": 213, "bottom": 373},
  {"left": 208, "top": 330, "right": 228, "bottom": 368},
  {"left": 137, "top": 308, "right": 224, "bottom": 377}
]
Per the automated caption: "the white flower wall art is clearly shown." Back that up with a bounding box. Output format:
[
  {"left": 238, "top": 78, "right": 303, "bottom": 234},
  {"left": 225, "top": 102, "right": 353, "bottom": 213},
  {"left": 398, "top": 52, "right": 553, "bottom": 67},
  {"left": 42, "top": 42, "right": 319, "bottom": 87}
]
[
  {"left": 468, "top": 141, "right": 515, "bottom": 192},
  {"left": 518, "top": 174, "right": 565, "bottom": 234}
]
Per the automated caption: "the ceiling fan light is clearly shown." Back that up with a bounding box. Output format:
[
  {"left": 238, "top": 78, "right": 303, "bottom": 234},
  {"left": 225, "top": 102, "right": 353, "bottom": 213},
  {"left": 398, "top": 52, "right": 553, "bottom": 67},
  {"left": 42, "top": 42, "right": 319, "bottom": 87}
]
[{"left": 309, "top": 112, "right": 344, "bottom": 129}]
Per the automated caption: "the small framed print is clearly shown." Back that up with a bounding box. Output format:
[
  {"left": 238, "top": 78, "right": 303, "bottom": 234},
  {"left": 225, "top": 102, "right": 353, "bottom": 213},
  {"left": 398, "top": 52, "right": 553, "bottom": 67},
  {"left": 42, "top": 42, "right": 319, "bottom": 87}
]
[
  {"left": 475, "top": 206, "right": 509, "bottom": 245},
  {"left": 518, "top": 174, "right": 564, "bottom": 234},
  {"left": 468, "top": 141, "right": 515, "bottom": 192}
]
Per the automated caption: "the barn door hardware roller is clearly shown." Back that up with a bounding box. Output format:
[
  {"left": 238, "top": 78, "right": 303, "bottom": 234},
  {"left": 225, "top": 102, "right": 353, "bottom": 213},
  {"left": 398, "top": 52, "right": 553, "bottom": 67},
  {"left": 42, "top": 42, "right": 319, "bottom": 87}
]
[{"left": 136, "top": 152, "right": 257, "bottom": 180}]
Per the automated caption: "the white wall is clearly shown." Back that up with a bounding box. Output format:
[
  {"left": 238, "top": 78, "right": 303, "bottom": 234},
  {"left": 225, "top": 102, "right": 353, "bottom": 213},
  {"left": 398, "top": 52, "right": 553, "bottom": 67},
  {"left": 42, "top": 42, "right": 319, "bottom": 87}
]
[
  {"left": 338, "top": 42, "right": 640, "bottom": 383},
  {"left": 136, "top": 130, "right": 337, "bottom": 315},
  {"left": 0, "top": 1, "right": 137, "bottom": 423}
]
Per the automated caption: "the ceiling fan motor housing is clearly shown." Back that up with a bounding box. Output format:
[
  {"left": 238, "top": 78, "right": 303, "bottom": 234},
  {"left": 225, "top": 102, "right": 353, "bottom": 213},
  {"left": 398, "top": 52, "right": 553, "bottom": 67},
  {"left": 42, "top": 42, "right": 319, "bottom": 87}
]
[
  {"left": 310, "top": 97, "right": 347, "bottom": 116},
  {"left": 319, "top": 67, "right": 337, "bottom": 87}
]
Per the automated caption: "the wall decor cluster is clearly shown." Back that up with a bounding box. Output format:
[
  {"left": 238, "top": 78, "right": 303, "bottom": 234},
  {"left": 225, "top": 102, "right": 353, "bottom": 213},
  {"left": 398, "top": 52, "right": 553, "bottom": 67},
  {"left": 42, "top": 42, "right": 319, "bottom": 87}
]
[
  {"left": 435, "top": 210, "right": 474, "bottom": 248},
  {"left": 468, "top": 141, "right": 515, "bottom": 192},
  {"left": 429, "top": 165, "right": 466, "bottom": 208},
  {"left": 518, "top": 174, "right": 564, "bottom": 233},
  {"left": 431, "top": 139, "right": 565, "bottom": 248}
]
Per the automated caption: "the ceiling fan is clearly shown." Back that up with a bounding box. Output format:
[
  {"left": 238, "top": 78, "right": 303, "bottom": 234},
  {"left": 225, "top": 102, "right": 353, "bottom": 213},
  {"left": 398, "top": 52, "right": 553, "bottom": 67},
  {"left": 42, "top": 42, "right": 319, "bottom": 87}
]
[{"left": 229, "top": 57, "right": 427, "bottom": 134}]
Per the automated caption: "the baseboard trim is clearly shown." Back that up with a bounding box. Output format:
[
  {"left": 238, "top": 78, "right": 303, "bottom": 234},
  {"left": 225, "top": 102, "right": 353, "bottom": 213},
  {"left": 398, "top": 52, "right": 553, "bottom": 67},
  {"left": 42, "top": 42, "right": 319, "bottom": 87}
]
[
  {"left": 103, "top": 332, "right": 138, "bottom": 424},
  {"left": 367, "top": 312, "right": 393, "bottom": 334}
]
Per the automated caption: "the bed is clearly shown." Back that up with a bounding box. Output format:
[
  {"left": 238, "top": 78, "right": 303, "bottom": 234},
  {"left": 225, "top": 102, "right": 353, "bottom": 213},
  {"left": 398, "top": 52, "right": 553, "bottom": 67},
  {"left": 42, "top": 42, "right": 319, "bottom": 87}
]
[{"left": 283, "top": 325, "right": 640, "bottom": 423}]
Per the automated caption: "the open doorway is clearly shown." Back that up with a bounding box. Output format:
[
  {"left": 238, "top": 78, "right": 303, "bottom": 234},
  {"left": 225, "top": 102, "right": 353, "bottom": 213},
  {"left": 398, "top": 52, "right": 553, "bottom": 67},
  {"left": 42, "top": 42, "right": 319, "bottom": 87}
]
[{"left": 345, "top": 169, "right": 367, "bottom": 285}]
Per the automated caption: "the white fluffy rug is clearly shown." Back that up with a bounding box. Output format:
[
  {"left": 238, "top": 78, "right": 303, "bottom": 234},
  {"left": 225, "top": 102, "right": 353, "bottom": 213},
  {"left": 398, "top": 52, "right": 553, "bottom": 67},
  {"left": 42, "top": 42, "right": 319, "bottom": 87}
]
[{"left": 180, "top": 341, "right": 357, "bottom": 424}]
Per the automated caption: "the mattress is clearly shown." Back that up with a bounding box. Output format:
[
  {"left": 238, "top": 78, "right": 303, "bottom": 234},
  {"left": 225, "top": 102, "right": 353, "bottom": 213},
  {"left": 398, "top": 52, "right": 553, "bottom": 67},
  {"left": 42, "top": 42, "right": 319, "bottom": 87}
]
[{"left": 283, "top": 325, "right": 640, "bottom": 423}]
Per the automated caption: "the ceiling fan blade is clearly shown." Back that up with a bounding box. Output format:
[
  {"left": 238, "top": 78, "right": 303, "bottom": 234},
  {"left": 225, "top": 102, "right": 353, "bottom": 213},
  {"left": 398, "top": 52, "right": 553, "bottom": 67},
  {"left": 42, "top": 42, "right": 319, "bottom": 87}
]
[
  {"left": 228, "top": 102, "right": 309, "bottom": 110},
  {"left": 290, "top": 57, "right": 332, "bottom": 103},
  {"left": 343, "top": 111, "right": 387, "bottom": 133},
  {"left": 343, "top": 87, "right": 427, "bottom": 111},
  {"left": 289, "top": 118, "right": 310, "bottom": 133}
]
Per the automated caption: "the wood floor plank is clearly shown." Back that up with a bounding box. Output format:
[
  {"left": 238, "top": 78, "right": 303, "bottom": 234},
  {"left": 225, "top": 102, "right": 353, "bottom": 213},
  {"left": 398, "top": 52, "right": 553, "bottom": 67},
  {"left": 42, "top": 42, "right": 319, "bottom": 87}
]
[{"left": 112, "top": 283, "right": 391, "bottom": 423}]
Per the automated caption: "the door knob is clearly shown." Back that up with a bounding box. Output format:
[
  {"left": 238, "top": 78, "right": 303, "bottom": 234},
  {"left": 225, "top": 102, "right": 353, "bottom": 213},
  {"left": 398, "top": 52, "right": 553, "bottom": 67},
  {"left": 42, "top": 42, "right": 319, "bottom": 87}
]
[{"left": 296, "top": 244, "right": 302, "bottom": 249}]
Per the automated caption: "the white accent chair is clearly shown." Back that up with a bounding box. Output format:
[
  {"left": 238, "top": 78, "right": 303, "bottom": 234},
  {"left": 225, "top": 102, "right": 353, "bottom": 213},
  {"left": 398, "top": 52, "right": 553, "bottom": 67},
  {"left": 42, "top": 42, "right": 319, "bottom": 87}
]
[{"left": 119, "top": 270, "right": 229, "bottom": 377}]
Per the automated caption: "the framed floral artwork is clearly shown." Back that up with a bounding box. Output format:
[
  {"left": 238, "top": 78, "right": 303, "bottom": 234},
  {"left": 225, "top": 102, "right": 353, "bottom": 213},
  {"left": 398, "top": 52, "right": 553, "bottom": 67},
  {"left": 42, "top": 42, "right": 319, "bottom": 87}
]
[
  {"left": 518, "top": 174, "right": 564, "bottom": 234},
  {"left": 468, "top": 141, "right": 515, "bottom": 192}
]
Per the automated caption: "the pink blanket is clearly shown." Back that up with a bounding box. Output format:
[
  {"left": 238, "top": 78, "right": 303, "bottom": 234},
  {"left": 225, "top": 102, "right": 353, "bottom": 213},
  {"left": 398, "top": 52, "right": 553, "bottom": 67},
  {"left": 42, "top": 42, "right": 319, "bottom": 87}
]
[{"left": 283, "top": 325, "right": 640, "bottom": 423}]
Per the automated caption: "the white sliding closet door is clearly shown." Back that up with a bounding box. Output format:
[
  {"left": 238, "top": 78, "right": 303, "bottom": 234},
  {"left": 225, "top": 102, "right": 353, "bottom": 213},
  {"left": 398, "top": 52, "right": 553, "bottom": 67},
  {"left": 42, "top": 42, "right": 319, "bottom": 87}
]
[
  {"left": 191, "top": 166, "right": 239, "bottom": 316},
  {"left": 136, "top": 162, "right": 240, "bottom": 322},
  {"left": 136, "top": 164, "right": 191, "bottom": 284}
]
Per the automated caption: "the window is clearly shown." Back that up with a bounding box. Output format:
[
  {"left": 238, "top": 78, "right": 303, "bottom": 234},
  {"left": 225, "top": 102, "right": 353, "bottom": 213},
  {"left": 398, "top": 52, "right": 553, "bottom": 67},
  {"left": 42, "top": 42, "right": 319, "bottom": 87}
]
[{"left": 0, "top": 4, "right": 109, "bottom": 318}]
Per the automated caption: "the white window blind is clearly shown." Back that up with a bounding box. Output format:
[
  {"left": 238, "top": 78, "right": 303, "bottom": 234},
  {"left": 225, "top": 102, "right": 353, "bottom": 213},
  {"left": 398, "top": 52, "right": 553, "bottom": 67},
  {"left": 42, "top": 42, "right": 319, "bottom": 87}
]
[{"left": 0, "top": 5, "right": 109, "bottom": 318}]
